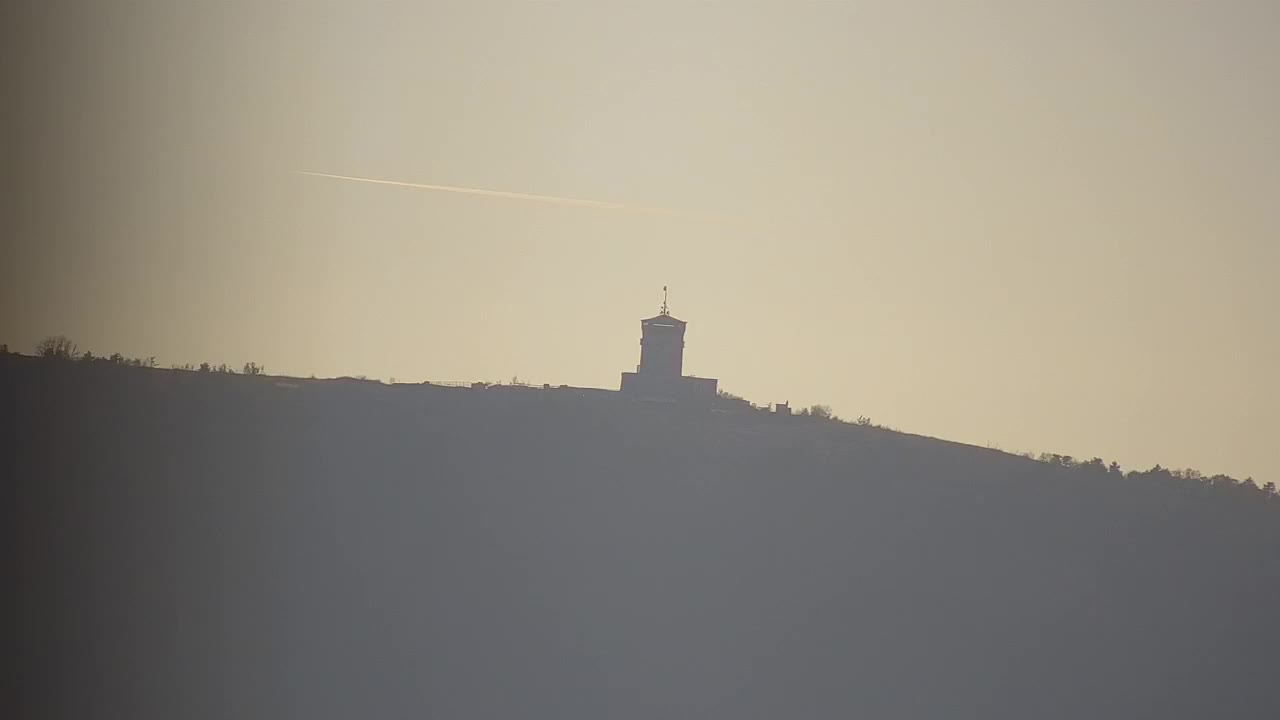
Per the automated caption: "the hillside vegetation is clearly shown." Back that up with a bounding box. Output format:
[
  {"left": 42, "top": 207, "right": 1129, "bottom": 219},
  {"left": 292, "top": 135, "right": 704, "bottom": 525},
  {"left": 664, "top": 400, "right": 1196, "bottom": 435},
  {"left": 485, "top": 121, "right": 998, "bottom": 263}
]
[{"left": 7, "top": 352, "right": 1279, "bottom": 720}]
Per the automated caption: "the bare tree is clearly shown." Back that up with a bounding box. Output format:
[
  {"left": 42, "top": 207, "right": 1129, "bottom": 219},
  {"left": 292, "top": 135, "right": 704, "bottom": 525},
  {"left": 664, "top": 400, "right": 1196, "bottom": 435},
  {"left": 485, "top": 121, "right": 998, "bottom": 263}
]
[{"left": 36, "top": 335, "right": 78, "bottom": 359}]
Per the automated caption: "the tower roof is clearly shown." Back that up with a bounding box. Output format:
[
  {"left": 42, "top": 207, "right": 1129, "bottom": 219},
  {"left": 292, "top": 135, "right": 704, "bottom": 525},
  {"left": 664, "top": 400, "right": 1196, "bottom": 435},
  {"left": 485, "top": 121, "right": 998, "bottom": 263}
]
[{"left": 642, "top": 312, "right": 685, "bottom": 326}]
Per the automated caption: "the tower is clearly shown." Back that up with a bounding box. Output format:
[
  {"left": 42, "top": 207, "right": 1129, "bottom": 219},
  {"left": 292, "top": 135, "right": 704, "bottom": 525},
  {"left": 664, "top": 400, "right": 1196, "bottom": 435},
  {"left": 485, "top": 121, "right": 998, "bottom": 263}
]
[
  {"left": 619, "top": 288, "right": 718, "bottom": 403},
  {"left": 637, "top": 287, "right": 685, "bottom": 377}
]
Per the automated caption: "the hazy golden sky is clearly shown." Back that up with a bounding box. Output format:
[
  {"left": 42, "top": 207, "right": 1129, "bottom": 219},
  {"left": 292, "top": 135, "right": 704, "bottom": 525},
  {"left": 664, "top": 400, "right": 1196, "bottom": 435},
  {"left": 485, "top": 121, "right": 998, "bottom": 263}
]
[{"left": 3, "top": 2, "right": 1277, "bottom": 481}]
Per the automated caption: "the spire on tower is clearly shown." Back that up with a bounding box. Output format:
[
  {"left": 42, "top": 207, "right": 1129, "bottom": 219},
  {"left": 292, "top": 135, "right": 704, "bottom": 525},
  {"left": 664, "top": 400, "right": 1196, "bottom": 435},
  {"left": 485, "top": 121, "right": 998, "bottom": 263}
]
[{"left": 661, "top": 286, "right": 669, "bottom": 315}]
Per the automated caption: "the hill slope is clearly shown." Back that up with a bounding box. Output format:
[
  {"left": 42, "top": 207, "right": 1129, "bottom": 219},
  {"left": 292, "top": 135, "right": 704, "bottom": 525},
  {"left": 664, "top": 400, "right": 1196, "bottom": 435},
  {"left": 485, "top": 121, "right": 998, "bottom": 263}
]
[{"left": 7, "top": 356, "right": 1279, "bottom": 719}]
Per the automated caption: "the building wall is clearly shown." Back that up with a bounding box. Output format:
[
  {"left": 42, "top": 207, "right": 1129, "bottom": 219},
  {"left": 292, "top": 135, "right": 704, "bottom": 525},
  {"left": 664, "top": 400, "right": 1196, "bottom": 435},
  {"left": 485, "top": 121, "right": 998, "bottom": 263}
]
[
  {"left": 682, "top": 376, "right": 718, "bottom": 400},
  {"left": 620, "top": 372, "right": 717, "bottom": 404}
]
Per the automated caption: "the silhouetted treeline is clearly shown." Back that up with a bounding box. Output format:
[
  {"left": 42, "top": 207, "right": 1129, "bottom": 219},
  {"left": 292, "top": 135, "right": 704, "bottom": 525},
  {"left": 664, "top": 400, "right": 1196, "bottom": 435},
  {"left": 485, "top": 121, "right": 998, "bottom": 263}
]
[
  {"left": 713, "top": 393, "right": 1275, "bottom": 501},
  {"left": 23, "top": 334, "right": 263, "bottom": 375},
  {"left": 1021, "top": 451, "right": 1275, "bottom": 500},
  {"left": 7, "top": 339, "right": 1279, "bottom": 719},
  {"left": 9, "top": 335, "right": 1273, "bottom": 500}
]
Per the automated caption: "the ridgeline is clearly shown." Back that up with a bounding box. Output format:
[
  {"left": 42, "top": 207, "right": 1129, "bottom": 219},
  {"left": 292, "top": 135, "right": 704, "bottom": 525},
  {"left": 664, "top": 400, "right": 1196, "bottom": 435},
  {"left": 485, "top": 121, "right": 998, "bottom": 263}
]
[{"left": 7, "top": 352, "right": 1278, "bottom": 719}]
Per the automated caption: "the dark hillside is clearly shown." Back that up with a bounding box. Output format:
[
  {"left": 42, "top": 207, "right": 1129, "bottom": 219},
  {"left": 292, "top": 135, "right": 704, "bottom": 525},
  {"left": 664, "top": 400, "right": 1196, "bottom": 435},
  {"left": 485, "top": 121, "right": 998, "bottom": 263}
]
[{"left": 7, "top": 355, "right": 1279, "bottom": 719}]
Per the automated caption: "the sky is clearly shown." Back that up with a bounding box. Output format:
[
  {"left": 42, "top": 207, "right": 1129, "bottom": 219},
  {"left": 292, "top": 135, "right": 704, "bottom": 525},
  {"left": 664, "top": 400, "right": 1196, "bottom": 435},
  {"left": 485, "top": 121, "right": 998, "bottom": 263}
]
[{"left": 3, "top": 1, "right": 1277, "bottom": 482}]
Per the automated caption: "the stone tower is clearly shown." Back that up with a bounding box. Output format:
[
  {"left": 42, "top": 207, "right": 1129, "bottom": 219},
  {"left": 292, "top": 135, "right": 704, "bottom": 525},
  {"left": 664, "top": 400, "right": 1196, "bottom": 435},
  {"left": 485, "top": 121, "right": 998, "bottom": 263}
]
[{"left": 619, "top": 288, "right": 718, "bottom": 403}]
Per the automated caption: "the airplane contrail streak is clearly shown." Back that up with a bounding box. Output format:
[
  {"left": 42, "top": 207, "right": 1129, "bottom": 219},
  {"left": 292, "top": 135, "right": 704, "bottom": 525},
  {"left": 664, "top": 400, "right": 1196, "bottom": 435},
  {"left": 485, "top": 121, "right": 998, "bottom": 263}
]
[{"left": 295, "top": 170, "right": 733, "bottom": 222}]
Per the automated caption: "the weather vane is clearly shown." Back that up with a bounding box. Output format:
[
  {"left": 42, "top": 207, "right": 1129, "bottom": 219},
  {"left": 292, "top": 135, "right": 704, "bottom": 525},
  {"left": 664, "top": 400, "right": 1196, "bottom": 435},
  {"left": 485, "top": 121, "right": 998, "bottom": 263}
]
[{"left": 661, "top": 286, "right": 669, "bottom": 315}]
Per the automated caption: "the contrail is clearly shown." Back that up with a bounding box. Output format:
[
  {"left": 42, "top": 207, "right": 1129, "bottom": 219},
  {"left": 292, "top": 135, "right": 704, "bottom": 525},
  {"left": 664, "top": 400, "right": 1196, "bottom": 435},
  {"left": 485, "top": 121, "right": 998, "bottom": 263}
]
[{"left": 295, "top": 170, "right": 733, "bottom": 222}]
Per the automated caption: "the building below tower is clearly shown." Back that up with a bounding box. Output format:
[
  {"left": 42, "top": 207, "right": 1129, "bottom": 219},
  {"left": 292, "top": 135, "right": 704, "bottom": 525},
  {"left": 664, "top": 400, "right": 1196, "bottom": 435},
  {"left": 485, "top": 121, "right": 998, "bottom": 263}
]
[{"left": 619, "top": 293, "right": 717, "bottom": 403}]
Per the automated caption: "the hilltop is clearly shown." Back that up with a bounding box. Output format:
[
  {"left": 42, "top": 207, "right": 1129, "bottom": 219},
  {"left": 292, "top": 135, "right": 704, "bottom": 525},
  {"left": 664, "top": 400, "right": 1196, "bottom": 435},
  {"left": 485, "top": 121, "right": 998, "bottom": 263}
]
[{"left": 7, "top": 353, "right": 1279, "bottom": 720}]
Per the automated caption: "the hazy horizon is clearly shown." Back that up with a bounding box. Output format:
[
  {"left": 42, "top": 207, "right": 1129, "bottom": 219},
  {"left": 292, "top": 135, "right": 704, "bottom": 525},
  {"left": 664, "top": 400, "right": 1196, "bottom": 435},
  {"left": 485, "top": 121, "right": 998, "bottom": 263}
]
[{"left": 3, "top": 1, "right": 1277, "bottom": 482}]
